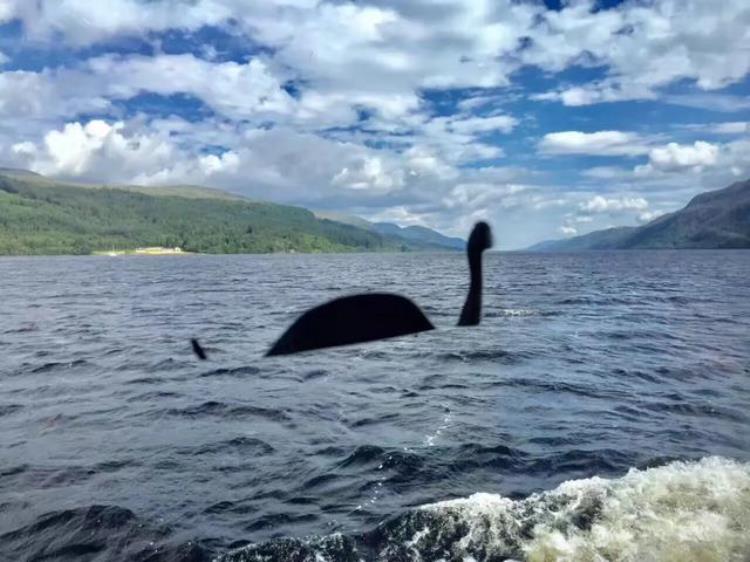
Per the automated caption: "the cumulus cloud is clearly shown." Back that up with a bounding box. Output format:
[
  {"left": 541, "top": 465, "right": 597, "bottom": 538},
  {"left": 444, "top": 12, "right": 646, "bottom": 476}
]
[
  {"left": 533, "top": 83, "right": 656, "bottom": 106},
  {"left": 636, "top": 141, "right": 719, "bottom": 175},
  {"left": 538, "top": 131, "right": 649, "bottom": 156},
  {"left": 0, "top": 3, "right": 14, "bottom": 22},
  {"left": 0, "top": 69, "right": 110, "bottom": 120},
  {"left": 530, "top": 0, "right": 750, "bottom": 105},
  {"left": 4, "top": 0, "right": 747, "bottom": 106},
  {"left": 637, "top": 210, "right": 663, "bottom": 223},
  {"left": 331, "top": 156, "right": 404, "bottom": 193},
  {"left": 443, "top": 115, "right": 517, "bottom": 135},
  {"left": 580, "top": 195, "right": 649, "bottom": 213},
  {"left": 649, "top": 141, "right": 719, "bottom": 171},
  {"left": 0, "top": 0, "right": 230, "bottom": 45},
  {"left": 367, "top": 205, "right": 429, "bottom": 227},
  {"left": 17, "top": 120, "right": 176, "bottom": 179},
  {"left": 6, "top": 118, "right": 451, "bottom": 204},
  {"left": 88, "top": 54, "right": 296, "bottom": 120},
  {"left": 442, "top": 182, "right": 529, "bottom": 211},
  {"left": 559, "top": 225, "right": 578, "bottom": 236}
]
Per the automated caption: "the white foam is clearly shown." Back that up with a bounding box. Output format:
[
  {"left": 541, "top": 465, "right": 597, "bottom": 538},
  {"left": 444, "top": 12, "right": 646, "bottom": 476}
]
[
  {"left": 218, "top": 457, "right": 750, "bottom": 561},
  {"left": 502, "top": 308, "right": 537, "bottom": 317},
  {"left": 424, "top": 405, "right": 453, "bottom": 447},
  {"left": 419, "top": 457, "right": 750, "bottom": 562}
]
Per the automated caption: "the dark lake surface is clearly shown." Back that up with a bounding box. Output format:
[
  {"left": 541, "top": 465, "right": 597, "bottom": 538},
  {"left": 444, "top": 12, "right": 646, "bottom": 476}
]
[{"left": 1, "top": 251, "right": 749, "bottom": 561}]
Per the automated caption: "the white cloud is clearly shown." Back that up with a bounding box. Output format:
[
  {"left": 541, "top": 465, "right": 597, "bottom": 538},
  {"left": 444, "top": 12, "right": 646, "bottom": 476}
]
[
  {"left": 89, "top": 54, "right": 296, "bottom": 120},
  {"left": 253, "top": 0, "right": 535, "bottom": 93},
  {"left": 1, "top": 0, "right": 748, "bottom": 112},
  {"left": 6, "top": 118, "right": 420, "bottom": 203},
  {"left": 538, "top": 131, "right": 649, "bottom": 156},
  {"left": 0, "top": 69, "right": 110, "bottom": 120},
  {"left": 723, "top": 139, "right": 750, "bottom": 177},
  {"left": 678, "top": 121, "right": 750, "bottom": 135},
  {"left": 0, "top": 51, "right": 9, "bottom": 65},
  {"left": 402, "top": 145, "right": 457, "bottom": 181},
  {"left": 530, "top": 0, "right": 750, "bottom": 105},
  {"left": 709, "top": 122, "right": 749, "bottom": 134},
  {"left": 533, "top": 83, "right": 656, "bottom": 106},
  {"left": 445, "top": 115, "right": 517, "bottom": 135},
  {"left": 638, "top": 210, "right": 662, "bottom": 223},
  {"left": 456, "top": 94, "right": 513, "bottom": 112},
  {"left": 638, "top": 141, "right": 719, "bottom": 174},
  {"left": 649, "top": 141, "right": 719, "bottom": 170},
  {"left": 580, "top": 195, "right": 649, "bottom": 213},
  {"left": 0, "top": 3, "right": 15, "bottom": 22},
  {"left": 26, "top": 120, "right": 175, "bottom": 178},
  {"left": 331, "top": 156, "right": 404, "bottom": 193},
  {"left": 367, "top": 205, "right": 428, "bottom": 227},
  {"left": 2, "top": 0, "right": 230, "bottom": 45},
  {"left": 663, "top": 93, "right": 750, "bottom": 113},
  {"left": 0, "top": 50, "right": 518, "bottom": 167},
  {"left": 559, "top": 225, "right": 578, "bottom": 236},
  {"left": 442, "top": 182, "right": 529, "bottom": 211},
  {"left": 631, "top": 138, "right": 750, "bottom": 188}
]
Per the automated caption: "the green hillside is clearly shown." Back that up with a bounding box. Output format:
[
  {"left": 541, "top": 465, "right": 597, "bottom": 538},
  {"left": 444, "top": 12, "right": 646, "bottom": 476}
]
[{"left": 0, "top": 172, "right": 399, "bottom": 255}]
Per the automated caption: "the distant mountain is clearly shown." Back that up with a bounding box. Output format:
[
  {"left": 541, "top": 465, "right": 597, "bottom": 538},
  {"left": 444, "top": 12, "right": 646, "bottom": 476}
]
[
  {"left": 372, "top": 222, "right": 465, "bottom": 250},
  {"left": 314, "top": 212, "right": 465, "bottom": 251},
  {"left": 526, "top": 226, "right": 637, "bottom": 252},
  {"left": 527, "top": 179, "right": 750, "bottom": 251},
  {"left": 0, "top": 170, "right": 462, "bottom": 255},
  {"left": 525, "top": 239, "right": 561, "bottom": 252}
]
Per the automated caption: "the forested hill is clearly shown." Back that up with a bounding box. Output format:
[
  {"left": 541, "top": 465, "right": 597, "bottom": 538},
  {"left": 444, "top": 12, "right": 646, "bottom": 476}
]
[
  {"left": 528, "top": 178, "right": 750, "bottom": 251},
  {"left": 0, "top": 171, "right": 459, "bottom": 255}
]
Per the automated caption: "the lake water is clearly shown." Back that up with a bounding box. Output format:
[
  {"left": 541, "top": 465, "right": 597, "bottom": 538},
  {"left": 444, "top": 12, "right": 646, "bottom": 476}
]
[{"left": 1, "top": 251, "right": 749, "bottom": 561}]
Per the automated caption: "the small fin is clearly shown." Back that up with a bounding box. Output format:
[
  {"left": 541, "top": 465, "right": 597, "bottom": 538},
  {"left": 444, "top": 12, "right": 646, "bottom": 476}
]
[{"left": 191, "top": 338, "right": 208, "bottom": 360}]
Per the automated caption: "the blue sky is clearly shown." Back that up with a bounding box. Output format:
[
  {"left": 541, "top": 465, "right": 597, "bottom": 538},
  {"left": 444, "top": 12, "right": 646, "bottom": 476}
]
[{"left": 0, "top": 0, "right": 748, "bottom": 248}]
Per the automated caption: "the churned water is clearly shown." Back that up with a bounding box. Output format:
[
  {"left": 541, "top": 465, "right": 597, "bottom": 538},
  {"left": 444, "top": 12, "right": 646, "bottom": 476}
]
[{"left": 1, "top": 251, "right": 748, "bottom": 561}]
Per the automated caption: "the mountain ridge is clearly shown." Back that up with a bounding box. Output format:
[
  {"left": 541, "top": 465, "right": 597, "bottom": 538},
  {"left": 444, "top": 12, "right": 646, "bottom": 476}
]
[
  {"left": 312, "top": 211, "right": 465, "bottom": 250},
  {"left": 527, "top": 179, "right": 750, "bottom": 251}
]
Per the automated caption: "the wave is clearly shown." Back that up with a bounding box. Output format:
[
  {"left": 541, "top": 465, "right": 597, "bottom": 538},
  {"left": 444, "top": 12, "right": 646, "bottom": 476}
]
[
  {"left": 29, "top": 359, "right": 90, "bottom": 374},
  {"left": 217, "top": 456, "right": 750, "bottom": 561},
  {"left": 199, "top": 366, "right": 262, "bottom": 378},
  {"left": 0, "top": 504, "right": 208, "bottom": 562},
  {"left": 0, "top": 403, "right": 23, "bottom": 417},
  {"left": 166, "top": 400, "right": 292, "bottom": 422}
]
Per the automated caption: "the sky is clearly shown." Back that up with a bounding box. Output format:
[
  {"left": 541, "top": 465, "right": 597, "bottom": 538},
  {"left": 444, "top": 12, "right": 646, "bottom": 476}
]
[{"left": 0, "top": 0, "right": 748, "bottom": 249}]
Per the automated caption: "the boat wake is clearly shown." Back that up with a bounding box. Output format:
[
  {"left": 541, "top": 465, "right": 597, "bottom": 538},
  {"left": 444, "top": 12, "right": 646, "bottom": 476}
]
[{"left": 217, "top": 456, "right": 750, "bottom": 561}]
